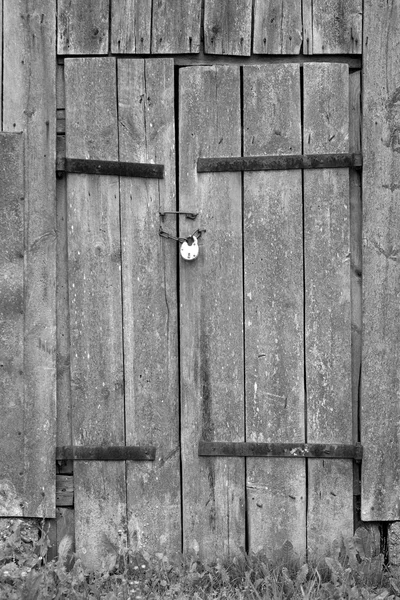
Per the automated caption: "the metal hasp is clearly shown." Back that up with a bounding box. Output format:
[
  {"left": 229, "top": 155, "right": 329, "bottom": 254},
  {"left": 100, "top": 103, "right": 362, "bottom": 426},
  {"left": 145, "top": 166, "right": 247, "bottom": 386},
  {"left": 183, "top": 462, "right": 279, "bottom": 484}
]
[
  {"left": 159, "top": 210, "right": 198, "bottom": 219},
  {"left": 197, "top": 153, "right": 362, "bottom": 173},
  {"left": 198, "top": 441, "right": 363, "bottom": 462},
  {"left": 56, "top": 445, "right": 156, "bottom": 461},
  {"left": 57, "top": 157, "right": 164, "bottom": 179}
]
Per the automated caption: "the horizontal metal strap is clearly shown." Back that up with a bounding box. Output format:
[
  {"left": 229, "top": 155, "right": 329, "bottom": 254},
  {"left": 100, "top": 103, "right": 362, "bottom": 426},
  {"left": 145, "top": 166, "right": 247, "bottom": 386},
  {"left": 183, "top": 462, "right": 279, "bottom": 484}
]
[
  {"left": 197, "top": 153, "right": 362, "bottom": 173},
  {"left": 56, "top": 445, "right": 156, "bottom": 461},
  {"left": 198, "top": 441, "right": 363, "bottom": 461},
  {"left": 57, "top": 158, "right": 164, "bottom": 179}
]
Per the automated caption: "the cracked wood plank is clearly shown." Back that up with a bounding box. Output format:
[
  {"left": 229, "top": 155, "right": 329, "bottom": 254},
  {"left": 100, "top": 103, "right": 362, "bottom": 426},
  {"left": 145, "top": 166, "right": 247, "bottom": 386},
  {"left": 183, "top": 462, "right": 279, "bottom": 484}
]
[
  {"left": 2, "top": 1, "right": 56, "bottom": 518},
  {"left": 204, "top": 0, "right": 252, "bottom": 56},
  {"left": 117, "top": 58, "right": 180, "bottom": 554},
  {"left": 304, "top": 63, "right": 353, "bottom": 557},
  {"left": 65, "top": 57, "right": 125, "bottom": 570},
  {"left": 243, "top": 64, "right": 306, "bottom": 557},
  {"left": 361, "top": 0, "right": 400, "bottom": 521},
  {"left": 179, "top": 66, "right": 245, "bottom": 558},
  {"left": 111, "top": 0, "right": 151, "bottom": 53},
  {"left": 58, "top": 0, "right": 109, "bottom": 54},
  {"left": 253, "top": 0, "right": 302, "bottom": 54}
]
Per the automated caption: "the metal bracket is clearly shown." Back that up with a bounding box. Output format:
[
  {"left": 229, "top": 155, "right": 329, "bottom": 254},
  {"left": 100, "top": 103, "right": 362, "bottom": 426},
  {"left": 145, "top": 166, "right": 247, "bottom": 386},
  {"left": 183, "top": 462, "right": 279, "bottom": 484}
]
[
  {"left": 197, "top": 153, "right": 362, "bottom": 173},
  {"left": 198, "top": 441, "right": 363, "bottom": 462},
  {"left": 159, "top": 210, "right": 198, "bottom": 220},
  {"left": 56, "top": 157, "right": 164, "bottom": 179},
  {"left": 56, "top": 445, "right": 156, "bottom": 461}
]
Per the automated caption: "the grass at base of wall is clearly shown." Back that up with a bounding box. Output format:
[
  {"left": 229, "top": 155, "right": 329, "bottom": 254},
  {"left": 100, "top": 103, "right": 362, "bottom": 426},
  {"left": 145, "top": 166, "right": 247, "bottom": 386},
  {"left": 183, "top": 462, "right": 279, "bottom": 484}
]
[{"left": 1, "top": 522, "right": 400, "bottom": 599}]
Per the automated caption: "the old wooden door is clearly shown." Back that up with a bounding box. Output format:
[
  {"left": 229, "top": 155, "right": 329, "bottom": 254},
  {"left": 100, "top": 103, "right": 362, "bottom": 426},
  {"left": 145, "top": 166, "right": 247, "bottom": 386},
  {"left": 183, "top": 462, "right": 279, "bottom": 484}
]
[
  {"left": 178, "top": 63, "right": 354, "bottom": 560},
  {"left": 63, "top": 58, "right": 356, "bottom": 565}
]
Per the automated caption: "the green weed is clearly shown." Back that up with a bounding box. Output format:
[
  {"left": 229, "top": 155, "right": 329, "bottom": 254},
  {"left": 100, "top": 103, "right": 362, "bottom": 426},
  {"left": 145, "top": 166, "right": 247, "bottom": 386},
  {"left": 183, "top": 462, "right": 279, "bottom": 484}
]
[{"left": 1, "top": 522, "right": 400, "bottom": 599}]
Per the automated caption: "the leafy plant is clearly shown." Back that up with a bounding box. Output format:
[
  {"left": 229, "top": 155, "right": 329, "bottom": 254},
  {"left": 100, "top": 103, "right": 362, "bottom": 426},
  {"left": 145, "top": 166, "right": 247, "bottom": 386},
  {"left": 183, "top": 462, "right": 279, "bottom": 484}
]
[{"left": 1, "top": 521, "right": 400, "bottom": 599}]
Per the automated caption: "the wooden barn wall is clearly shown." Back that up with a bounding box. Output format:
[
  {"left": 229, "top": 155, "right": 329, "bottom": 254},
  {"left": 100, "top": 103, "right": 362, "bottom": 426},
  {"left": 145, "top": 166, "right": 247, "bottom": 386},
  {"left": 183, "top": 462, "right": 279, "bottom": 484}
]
[
  {"left": 56, "top": 0, "right": 362, "bottom": 56},
  {"left": 5, "top": 0, "right": 400, "bottom": 571},
  {"left": 0, "top": 1, "right": 56, "bottom": 518}
]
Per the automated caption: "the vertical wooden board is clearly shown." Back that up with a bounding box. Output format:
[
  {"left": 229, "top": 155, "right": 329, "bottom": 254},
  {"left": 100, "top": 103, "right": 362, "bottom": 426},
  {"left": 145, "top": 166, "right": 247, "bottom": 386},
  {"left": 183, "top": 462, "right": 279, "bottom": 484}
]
[
  {"left": 204, "top": 0, "right": 252, "bottom": 55},
  {"left": 361, "top": 1, "right": 400, "bottom": 521},
  {"left": 117, "top": 58, "right": 180, "bottom": 554},
  {"left": 56, "top": 137, "right": 72, "bottom": 448},
  {"left": 243, "top": 65, "right": 306, "bottom": 556},
  {"left": 312, "top": 0, "right": 362, "bottom": 54},
  {"left": 58, "top": 0, "right": 109, "bottom": 55},
  {"left": 253, "top": 0, "right": 302, "bottom": 54},
  {"left": 349, "top": 71, "right": 362, "bottom": 446},
  {"left": 179, "top": 66, "right": 245, "bottom": 558},
  {"left": 75, "top": 462, "right": 126, "bottom": 571},
  {"left": 302, "top": 0, "right": 313, "bottom": 55},
  {"left": 3, "top": 1, "right": 56, "bottom": 518},
  {"left": 303, "top": 63, "right": 353, "bottom": 556},
  {"left": 0, "top": 3, "right": 2, "bottom": 129},
  {"left": 0, "top": 134, "right": 25, "bottom": 516},
  {"left": 111, "top": 0, "right": 151, "bottom": 53},
  {"left": 151, "top": 0, "right": 201, "bottom": 53},
  {"left": 65, "top": 58, "right": 126, "bottom": 566}
]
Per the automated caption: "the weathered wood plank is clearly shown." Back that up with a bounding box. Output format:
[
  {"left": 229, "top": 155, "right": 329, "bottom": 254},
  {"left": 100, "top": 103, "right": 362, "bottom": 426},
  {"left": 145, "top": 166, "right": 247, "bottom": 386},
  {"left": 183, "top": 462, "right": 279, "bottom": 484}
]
[
  {"left": 312, "top": 0, "right": 362, "bottom": 54},
  {"left": 302, "top": 1, "right": 313, "bottom": 55},
  {"left": 253, "top": 0, "right": 302, "bottom": 54},
  {"left": 349, "top": 70, "right": 362, "bottom": 447},
  {"left": 117, "top": 58, "right": 181, "bottom": 554},
  {"left": 0, "top": 3, "right": 2, "bottom": 128},
  {"left": 303, "top": 63, "right": 353, "bottom": 557},
  {"left": 180, "top": 66, "right": 245, "bottom": 558},
  {"left": 151, "top": 0, "right": 201, "bottom": 53},
  {"left": 56, "top": 475, "right": 74, "bottom": 507},
  {"left": 58, "top": 0, "right": 109, "bottom": 55},
  {"left": 65, "top": 57, "right": 126, "bottom": 567},
  {"left": 56, "top": 136, "right": 72, "bottom": 449},
  {"left": 361, "top": 0, "right": 400, "bottom": 522},
  {"left": 111, "top": 0, "right": 151, "bottom": 53},
  {"left": 0, "top": 134, "right": 25, "bottom": 517},
  {"left": 204, "top": 0, "right": 252, "bottom": 55},
  {"left": 74, "top": 462, "right": 126, "bottom": 571},
  {"left": 3, "top": 1, "right": 56, "bottom": 518},
  {"left": 243, "top": 64, "right": 305, "bottom": 557}
]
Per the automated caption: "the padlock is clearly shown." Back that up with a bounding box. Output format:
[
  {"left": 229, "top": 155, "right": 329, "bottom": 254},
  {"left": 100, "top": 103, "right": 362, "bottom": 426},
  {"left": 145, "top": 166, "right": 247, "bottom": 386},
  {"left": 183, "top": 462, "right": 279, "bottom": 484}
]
[{"left": 180, "top": 235, "right": 199, "bottom": 261}]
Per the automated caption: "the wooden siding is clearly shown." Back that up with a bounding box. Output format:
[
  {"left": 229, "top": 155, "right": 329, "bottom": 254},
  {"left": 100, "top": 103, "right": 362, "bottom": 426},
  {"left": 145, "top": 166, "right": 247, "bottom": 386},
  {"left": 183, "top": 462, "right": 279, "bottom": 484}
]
[
  {"left": 57, "top": 1, "right": 362, "bottom": 55},
  {"left": 361, "top": 0, "right": 400, "bottom": 521},
  {"left": 179, "top": 65, "right": 246, "bottom": 558},
  {"left": 2, "top": 1, "right": 56, "bottom": 518},
  {"left": 304, "top": 63, "right": 353, "bottom": 556},
  {"left": 243, "top": 64, "right": 306, "bottom": 556}
]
